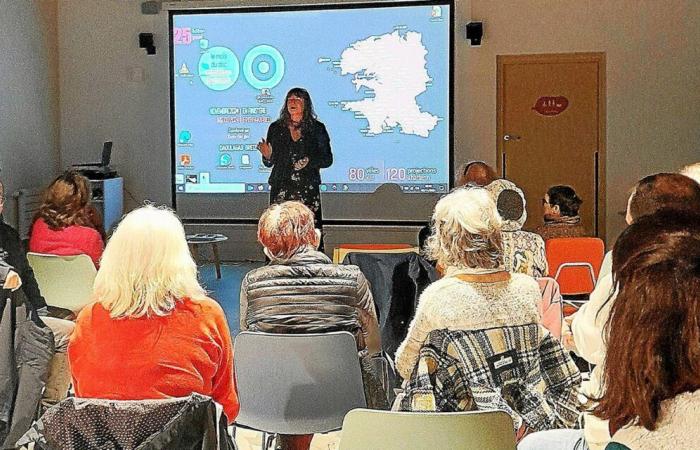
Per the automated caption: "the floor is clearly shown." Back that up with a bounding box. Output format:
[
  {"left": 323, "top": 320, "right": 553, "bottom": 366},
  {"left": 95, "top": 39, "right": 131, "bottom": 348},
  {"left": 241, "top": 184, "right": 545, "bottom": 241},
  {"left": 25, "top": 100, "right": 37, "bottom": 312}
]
[{"left": 199, "top": 262, "right": 343, "bottom": 449}]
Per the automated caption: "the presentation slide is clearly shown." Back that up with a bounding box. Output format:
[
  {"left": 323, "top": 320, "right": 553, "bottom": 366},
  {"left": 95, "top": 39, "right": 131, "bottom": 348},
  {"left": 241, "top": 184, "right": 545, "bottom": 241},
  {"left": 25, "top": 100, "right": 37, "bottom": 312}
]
[{"left": 171, "top": 1, "right": 452, "bottom": 222}]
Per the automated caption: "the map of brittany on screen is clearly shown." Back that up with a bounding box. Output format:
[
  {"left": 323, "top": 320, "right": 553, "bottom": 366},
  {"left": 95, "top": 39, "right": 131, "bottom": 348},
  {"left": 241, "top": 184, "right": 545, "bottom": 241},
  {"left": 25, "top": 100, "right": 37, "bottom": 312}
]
[{"left": 172, "top": 3, "right": 451, "bottom": 195}]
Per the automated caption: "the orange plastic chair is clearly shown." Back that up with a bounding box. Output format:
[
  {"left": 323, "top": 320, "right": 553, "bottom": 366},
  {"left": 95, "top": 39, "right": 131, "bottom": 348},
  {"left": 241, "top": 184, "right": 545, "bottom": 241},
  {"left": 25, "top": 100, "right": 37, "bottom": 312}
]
[{"left": 545, "top": 237, "right": 605, "bottom": 297}]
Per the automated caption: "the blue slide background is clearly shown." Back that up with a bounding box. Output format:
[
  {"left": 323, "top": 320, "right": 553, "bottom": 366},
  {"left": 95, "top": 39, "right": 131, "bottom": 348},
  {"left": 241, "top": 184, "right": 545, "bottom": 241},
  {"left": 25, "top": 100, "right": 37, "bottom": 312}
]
[{"left": 173, "top": 3, "right": 450, "bottom": 194}]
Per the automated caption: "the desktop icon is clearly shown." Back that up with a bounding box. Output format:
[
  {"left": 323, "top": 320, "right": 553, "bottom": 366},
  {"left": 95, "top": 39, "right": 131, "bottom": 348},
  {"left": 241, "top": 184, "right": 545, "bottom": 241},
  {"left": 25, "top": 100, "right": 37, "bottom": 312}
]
[
  {"left": 179, "top": 63, "right": 190, "bottom": 75},
  {"left": 241, "top": 154, "right": 251, "bottom": 166},
  {"left": 219, "top": 153, "right": 232, "bottom": 166},
  {"left": 431, "top": 6, "right": 442, "bottom": 18},
  {"left": 186, "top": 174, "right": 198, "bottom": 184},
  {"left": 180, "top": 154, "right": 191, "bottom": 166},
  {"left": 179, "top": 131, "right": 191, "bottom": 144}
]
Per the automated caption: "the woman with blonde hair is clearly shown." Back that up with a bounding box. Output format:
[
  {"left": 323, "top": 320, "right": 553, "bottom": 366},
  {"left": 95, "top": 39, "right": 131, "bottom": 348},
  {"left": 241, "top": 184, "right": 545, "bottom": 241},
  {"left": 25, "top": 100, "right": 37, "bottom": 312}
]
[
  {"left": 68, "top": 205, "right": 239, "bottom": 423},
  {"left": 395, "top": 187, "right": 580, "bottom": 438},
  {"left": 30, "top": 171, "right": 104, "bottom": 267}
]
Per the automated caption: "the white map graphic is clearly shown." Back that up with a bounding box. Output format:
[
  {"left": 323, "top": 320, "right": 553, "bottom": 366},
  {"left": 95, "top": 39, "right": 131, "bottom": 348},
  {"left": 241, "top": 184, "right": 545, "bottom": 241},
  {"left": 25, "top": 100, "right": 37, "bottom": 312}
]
[{"left": 338, "top": 30, "right": 440, "bottom": 138}]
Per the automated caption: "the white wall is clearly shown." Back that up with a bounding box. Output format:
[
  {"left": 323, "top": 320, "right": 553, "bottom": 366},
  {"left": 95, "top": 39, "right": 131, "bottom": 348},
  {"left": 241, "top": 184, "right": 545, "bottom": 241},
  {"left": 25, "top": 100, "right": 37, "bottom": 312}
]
[
  {"left": 56, "top": 0, "right": 700, "bottom": 258},
  {"left": 0, "top": 0, "right": 60, "bottom": 227}
]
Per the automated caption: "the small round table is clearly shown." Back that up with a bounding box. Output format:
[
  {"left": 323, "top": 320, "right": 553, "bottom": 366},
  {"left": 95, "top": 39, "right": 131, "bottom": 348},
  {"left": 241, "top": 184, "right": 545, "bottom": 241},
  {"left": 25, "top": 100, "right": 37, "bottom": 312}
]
[{"left": 186, "top": 234, "right": 228, "bottom": 279}]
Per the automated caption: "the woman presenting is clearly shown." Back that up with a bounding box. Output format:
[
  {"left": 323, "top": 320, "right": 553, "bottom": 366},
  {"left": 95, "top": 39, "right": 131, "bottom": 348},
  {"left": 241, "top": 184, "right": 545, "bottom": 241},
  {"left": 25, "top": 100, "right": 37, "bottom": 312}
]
[{"left": 257, "top": 88, "right": 333, "bottom": 231}]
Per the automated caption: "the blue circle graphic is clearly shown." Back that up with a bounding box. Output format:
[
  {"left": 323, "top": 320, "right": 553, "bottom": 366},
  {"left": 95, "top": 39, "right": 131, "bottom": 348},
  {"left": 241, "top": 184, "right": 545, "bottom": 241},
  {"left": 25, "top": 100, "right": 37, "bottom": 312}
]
[
  {"left": 258, "top": 61, "right": 270, "bottom": 74},
  {"left": 243, "top": 45, "right": 285, "bottom": 90},
  {"left": 198, "top": 46, "right": 239, "bottom": 91}
]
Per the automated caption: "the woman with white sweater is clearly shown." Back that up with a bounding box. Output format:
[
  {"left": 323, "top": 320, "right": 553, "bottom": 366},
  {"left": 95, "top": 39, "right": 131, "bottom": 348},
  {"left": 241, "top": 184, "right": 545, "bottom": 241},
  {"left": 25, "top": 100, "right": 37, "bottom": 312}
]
[{"left": 395, "top": 187, "right": 581, "bottom": 436}]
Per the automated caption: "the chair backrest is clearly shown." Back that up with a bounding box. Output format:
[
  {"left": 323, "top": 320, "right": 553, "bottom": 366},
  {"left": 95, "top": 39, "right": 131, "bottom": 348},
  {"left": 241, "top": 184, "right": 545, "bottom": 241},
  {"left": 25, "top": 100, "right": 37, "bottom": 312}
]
[
  {"left": 339, "top": 409, "right": 516, "bottom": 450},
  {"left": 233, "top": 331, "right": 366, "bottom": 435},
  {"left": 27, "top": 253, "right": 97, "bottom": 313},
  {"left": 16, "top": 394, "right": 234, "bottom": 450},
  {"left": 332, "top": 244, "right": 417, "bottom": 264},
  {"left": 545, "top": 237, "right": 605, "bottom": 295}
]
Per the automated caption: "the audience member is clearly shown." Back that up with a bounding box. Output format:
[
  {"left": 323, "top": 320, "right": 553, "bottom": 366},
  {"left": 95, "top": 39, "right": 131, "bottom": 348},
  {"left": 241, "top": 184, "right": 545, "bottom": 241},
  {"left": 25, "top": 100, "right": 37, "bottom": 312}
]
[
  {"left": 485, "top": 179, "right": 548, "bottom": 277},
  {"left": 29, "top": 171, "right": 104, "bottom": 267},
  {"left": 599, "top": 172, "right": 700, "bottom": 279},
  {"left": 395, "top": 188, "right": 580, "bottom": 436},
  {"left": 0, "top": 179, "right": 75, "bottom": 410},
  {"left": 456, "top": 160, "right": 498, "bottom": 187},
  {"left": 240, "top": 201, "right": 384, "bottom": 450},
  {"left": 592, "top": 211, "right": 700, "bottom": 449},
  {"left": 68, "top": 205, "right": 239, "bottom": 423},
  {"left": 680, "top": 161, "right": 700, "bottom": 185},
  {"left": 420, "top": 161, "right": 499, "bottom": 252},
  {"left": 535, "top": 185, "right": 586, "bottom": 240}
]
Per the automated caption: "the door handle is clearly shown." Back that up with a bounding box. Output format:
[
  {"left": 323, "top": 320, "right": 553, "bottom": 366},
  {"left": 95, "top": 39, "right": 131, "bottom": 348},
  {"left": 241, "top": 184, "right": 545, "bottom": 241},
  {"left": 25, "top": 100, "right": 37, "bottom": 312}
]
[{"left": 503, "top": 134, "right": 521, "bottom": 141}]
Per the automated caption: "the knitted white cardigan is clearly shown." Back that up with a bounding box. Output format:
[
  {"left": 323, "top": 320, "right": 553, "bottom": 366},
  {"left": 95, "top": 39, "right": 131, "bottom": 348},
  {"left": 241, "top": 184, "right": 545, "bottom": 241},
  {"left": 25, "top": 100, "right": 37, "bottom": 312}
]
[
  {"left": 394, "top": 273, "right": 542, "bottom": 380},
  {"left": 611, "top": 389, "right": 700, "bottom": 450}
]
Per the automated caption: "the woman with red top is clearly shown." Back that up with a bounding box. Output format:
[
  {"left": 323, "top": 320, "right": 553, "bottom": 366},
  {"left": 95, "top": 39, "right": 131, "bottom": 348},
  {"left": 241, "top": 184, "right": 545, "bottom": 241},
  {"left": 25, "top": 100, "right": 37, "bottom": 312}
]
[
  {"left": 29, "top": 171, "right": 104, "bottom": 267},
  {"left": 67, "top": 205, "right": 239, "bottom": 423}
]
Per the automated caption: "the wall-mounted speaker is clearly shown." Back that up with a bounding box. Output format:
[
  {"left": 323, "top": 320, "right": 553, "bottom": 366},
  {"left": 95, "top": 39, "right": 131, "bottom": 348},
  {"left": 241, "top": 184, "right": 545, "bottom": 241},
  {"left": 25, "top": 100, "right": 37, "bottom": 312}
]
[
  {"left": 466, "top": 22, "right": 483, "bottom": 46},
  {"left": 141, "top": 1, "right": 161, "bottom": 15},
  {"left": 139, "top": 33, "right": 156, "bottom": 55}
]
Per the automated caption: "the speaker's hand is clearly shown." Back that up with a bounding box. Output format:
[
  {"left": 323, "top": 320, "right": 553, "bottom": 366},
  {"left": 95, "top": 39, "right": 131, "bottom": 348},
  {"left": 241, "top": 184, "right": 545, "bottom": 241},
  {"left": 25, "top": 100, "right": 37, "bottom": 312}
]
[
  {"left": 257, "top": 138, "right": 272, "bottom": 159},
  {"left": 293, "top": 157, "right": 309, "bottom": 171}
]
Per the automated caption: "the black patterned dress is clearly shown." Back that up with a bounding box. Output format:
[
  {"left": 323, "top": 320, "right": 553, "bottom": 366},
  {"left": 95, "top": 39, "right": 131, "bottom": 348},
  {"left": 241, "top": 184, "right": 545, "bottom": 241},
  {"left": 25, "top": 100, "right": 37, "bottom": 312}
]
[{"left": 263, "top": 118, "right": 333, "bottom": 230}]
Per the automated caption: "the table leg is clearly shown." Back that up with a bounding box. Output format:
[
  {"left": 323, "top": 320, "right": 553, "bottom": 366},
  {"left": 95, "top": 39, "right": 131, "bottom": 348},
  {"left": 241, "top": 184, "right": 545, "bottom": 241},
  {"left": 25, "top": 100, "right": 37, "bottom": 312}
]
[{"left": 212, "top": 242, "right": 222, "bottom": 279}]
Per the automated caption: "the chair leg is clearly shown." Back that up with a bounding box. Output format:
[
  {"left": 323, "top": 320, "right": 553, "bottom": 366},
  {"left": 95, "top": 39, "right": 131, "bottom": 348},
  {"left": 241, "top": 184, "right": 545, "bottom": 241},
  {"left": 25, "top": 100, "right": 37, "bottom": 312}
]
[
  {"left": 189, "top": 243, "right": 199, "bottom": 265},
  {"left": 212, "top": 243, "right": 222, "bottom": 279}
]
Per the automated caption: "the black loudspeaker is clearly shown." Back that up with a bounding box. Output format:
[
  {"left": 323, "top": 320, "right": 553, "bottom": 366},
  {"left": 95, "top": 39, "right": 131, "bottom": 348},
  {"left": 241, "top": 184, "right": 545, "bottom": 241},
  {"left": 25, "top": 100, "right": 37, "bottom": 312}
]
[
  {"left": 466, "top": 22, "right": 483, "bottom": 46},
  {"left": 139, "top": 33, "right": 156, "bottom": 55}
]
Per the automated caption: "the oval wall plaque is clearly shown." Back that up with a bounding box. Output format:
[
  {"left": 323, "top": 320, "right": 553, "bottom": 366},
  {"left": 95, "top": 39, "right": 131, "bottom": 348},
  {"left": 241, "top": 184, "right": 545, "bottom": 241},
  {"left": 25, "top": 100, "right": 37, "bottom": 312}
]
[{"left": 532, "top": 96, "right": 569, "bottom": 116}]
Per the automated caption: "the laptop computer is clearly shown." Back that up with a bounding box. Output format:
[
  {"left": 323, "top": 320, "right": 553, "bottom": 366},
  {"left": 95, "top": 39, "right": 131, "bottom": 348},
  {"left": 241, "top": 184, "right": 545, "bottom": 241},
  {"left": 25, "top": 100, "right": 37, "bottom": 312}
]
[{"left": 73, "top": 141, "right": 112, "bottom": 168}]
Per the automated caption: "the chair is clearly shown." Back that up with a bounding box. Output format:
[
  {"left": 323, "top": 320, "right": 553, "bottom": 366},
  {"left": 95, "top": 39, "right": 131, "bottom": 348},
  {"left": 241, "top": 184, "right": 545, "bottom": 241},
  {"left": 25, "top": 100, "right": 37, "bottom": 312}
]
[
  {"left": 27, "top": 253, "right": 97, "bottom": 314},
  {"left": 233, "top": 332, "right": 366, "bottom": 449},
  {"left": 545, "top": 238, "right": 605, "bottom": 310},
  {"left": 332, "top": 244, "right": 417, "bottom": 264},
  {"left": 15, "top": 394, "right": 234, "bottom": 449},
  {"left": 339, "top": 409, "right": 515, "bottom": 450}
]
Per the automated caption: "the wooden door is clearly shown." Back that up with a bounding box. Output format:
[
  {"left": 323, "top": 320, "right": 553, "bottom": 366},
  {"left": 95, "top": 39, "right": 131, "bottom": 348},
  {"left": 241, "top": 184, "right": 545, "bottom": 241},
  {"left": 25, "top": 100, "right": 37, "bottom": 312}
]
[{"left": 497, "top": 53, "right": 606, "bottom": 237}]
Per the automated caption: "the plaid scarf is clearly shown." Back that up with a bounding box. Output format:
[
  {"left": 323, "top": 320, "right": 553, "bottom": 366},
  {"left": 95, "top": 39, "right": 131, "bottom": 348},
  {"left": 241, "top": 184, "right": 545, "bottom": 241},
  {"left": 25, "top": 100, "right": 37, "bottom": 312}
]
[{"left": 397, "top": 326, "right": 581, "bottom": 432}]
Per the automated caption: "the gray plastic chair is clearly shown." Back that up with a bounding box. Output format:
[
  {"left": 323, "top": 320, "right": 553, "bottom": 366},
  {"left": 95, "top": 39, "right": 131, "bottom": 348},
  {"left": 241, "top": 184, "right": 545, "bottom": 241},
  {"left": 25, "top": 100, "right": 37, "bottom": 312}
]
[
  {"left": 339, "top": 409, "right": 516, "bottom": 450},
  {"left": 233, "top": 331, "right": 366, "bottom": 445}
]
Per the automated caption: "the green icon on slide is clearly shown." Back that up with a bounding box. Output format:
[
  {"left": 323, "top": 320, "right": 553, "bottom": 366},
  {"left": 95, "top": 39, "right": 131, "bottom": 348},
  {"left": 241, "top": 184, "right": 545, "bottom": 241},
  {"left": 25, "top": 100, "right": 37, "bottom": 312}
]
[{"left": 199, "top": 46, "right": 239, "bottom": 91}]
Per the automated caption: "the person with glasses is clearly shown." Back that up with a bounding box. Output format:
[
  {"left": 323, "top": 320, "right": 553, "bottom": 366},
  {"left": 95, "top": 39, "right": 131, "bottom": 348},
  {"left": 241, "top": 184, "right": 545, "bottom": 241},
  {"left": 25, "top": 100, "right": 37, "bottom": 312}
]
[{"left": 535, "top": 185, "right": 586, "bottom": 241}]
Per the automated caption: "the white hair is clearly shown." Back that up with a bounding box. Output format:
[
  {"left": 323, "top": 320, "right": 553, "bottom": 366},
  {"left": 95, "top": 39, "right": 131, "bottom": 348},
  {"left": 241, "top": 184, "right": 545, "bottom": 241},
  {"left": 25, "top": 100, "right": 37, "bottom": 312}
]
[
  {"left": 424, "top": 187, "right": 504, "bottom": 270},
  {"left": 680, "top": 162, "right": 700, "bottom": 185},
  {"left": 94, "top": 205, "right": 206, "bottom": 318}
]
